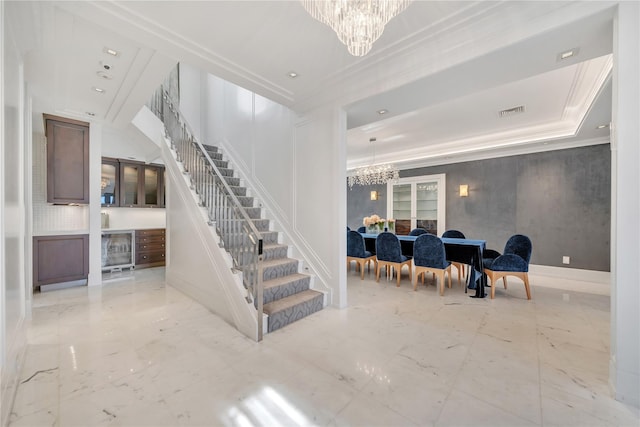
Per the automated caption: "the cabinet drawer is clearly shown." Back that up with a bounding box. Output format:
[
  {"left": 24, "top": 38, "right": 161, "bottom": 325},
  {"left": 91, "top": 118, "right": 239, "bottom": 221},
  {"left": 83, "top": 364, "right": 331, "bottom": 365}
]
[
  {"left": 136, "top": 250, "right": 165, "bottom": 265},
  {"left": 135, "top": 235, "right": 165, "bottom": 245},
  {"left": 136, "top": 228, "right": 165, "bottom": 237},
  {"left": 136, "top": 241, "right": 165, "bottom": 252}
]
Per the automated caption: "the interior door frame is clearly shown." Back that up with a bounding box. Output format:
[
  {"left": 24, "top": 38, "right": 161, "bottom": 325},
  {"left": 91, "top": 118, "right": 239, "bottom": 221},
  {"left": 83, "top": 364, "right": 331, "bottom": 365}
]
[{"left": 386, "top": 173, "right": 446, "bottom": 235}]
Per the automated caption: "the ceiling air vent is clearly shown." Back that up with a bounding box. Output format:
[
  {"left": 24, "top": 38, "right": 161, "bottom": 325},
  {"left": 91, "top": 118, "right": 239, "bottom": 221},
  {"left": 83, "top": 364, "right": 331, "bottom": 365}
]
[{"left": 498, "top": 105, "right": 525, "bottom": 118}]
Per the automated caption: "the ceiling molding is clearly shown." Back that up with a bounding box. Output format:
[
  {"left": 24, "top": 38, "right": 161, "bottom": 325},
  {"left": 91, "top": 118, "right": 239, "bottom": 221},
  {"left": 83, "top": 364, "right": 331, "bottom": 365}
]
[
  {"left": 63, "top": 1, "right": 297, "bottom": 105},
  {"left": 390, "top": 136, "right": 611, "bottom": 173}
]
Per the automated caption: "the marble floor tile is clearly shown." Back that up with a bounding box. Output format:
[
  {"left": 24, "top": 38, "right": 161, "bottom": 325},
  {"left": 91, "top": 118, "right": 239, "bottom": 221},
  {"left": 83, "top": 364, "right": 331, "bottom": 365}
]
[{"left": 8, "top": 268, "right": 640, "bottom": 427}]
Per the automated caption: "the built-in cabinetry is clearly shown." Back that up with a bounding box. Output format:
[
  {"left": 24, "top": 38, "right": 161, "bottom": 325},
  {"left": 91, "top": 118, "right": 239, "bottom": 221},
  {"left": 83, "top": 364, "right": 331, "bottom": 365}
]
[
  {"left": 44, "top": 114, "right": 90, "bottom": 204},
  {"left": 33, "top": 234, "right": 89, "bottom": 290},
  {"left": 135, "top": 228, "right": 166, "bottom": 269},
  {"left": 101, "top": 157, "right": 165, "bottom": 208},
  {"left": 387, "top": 174, "right": 446, "bottom": 235}
]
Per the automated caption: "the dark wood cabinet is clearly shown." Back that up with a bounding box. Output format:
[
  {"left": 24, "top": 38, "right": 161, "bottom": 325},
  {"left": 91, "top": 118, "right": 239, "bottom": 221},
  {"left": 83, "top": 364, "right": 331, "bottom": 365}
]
[
  {"left": 135, "top": 228, "right": 165, "bottom": 268},
  {"left": 118, "top": 160, "right": 165, "bottom": 208},
  {"left": 44, "top": 114, "right": 90, "bottom": 204},
  {"left": 33, "top": 234, "right": 89, "bottom": 290}
]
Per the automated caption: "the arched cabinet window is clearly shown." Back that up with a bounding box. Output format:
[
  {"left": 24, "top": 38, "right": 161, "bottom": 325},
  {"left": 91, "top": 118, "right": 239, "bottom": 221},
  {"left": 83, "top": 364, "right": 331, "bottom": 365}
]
[{"left": 387, "top": 174, "right": 446, "bottom": 235}]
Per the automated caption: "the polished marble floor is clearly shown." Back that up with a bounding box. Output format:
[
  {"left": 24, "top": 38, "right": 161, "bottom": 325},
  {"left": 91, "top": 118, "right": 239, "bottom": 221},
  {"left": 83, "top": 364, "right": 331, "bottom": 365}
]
[{"left": 9, "top": 267, "right": 640, "bottom": 426}]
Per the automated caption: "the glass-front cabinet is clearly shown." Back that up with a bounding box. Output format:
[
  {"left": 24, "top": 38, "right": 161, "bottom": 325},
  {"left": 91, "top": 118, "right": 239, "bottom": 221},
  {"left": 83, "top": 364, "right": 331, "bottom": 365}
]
[
  {"left": 101, "top": 158, "right": 119, "bottom": 206},
  {"left": 388, "top": 174, "right": 446, "bottom": 235},
  {"left": 102, "top": 157, "right": 165, "bottom": 208},
  {"left": 120, "top": 163, "right": 141, "bottom": 207}
]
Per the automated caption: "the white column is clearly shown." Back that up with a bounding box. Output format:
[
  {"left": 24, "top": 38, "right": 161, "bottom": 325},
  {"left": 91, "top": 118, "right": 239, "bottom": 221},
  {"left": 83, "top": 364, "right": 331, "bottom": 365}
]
[
  {"left": 611, "top": 1, "right": 640, "bottom": 408},
  {"left": 88, "top": 122, "right": 103, "bottom": 286}
]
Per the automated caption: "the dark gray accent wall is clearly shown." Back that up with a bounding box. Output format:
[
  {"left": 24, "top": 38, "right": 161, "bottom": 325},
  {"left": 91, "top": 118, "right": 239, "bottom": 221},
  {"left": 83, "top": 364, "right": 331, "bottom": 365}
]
[{"left": 347, "top": 144, "right": 611, "bottom": 271}]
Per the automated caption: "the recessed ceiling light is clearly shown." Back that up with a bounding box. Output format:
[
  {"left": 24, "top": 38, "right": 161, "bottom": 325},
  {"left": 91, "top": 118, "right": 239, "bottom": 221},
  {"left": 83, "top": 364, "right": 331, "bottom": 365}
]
[
  {"left": 287, "top": 71, "right": 298, "bottom": 78},
  {"left": 377, "top": 109, "right": 388, "bottom": 115},
  {"left": 558, "top": 47, "right": 579, "bottom": 61},
  {"left": 92, "top": 86, "right": 106, "bottom": 94},
  {"left": 86, "top": 112, "right": 96, "bottom": 117},
  {"left": 105, "top": 47, "right": 119, "bottom": 56},
  {"left": 596, "top": 124, "right": 610, "bottom": 129}
]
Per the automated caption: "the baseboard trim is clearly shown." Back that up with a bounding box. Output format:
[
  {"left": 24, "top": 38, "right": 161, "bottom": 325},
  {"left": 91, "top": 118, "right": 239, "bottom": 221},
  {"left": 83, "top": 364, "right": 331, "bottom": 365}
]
[
  {"left": 528, "top": 264, "right": 610, "bottom": 295},
  {"left": 529, "top": 264, "right": 610, "bottom": 283}
]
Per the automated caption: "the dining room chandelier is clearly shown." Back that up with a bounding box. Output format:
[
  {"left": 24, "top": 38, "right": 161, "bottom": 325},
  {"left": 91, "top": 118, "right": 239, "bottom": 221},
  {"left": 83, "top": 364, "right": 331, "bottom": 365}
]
[
  {"left": 301, "top": 0, "right": 413, "bottom": 57},
  {"left": 348, "top": 137, "right": 400, "bottom": 188}
]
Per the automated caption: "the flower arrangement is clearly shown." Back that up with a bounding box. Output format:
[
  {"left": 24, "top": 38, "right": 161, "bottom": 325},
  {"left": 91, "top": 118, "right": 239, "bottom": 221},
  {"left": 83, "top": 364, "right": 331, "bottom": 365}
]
[
  {"left": 363, "top": 215, "right": 395, "bottom": 234},
  {"left": 387, "top": 218, "right": 396, "bottom": 233}
]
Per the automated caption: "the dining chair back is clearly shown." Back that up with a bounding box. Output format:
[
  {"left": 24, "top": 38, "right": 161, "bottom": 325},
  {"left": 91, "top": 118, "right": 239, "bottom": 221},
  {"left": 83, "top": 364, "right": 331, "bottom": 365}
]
[
  {"left": 483, "top": 234, "right": 533, "bottom": 299},
  {"left": 375, "top": 232, "right": 412, "bottom": 287},
  {"left": 347, "top": 230, "right": 377, "bottom": 280},
  {"left": 413, "top": 234, "right": 452, "bottom": 295},
  {"left": 409, "top": 228, "right": 428, "bottom": 236},
  {"left": 442, "top": 229, "right": 467, "bottom": 283}
]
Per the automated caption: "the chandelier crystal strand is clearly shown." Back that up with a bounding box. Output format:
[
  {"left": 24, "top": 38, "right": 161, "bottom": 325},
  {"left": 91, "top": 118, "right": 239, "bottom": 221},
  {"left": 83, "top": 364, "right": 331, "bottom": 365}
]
[{"left": 302, "top": 0, "right": 413, "bottom": 56}]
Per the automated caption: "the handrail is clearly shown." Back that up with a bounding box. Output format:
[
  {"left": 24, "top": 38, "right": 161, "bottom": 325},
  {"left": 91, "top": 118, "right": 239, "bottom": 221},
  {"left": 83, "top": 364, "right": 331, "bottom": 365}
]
[{"left": 148, "top": 86, "right": 264, "bottom": 341}]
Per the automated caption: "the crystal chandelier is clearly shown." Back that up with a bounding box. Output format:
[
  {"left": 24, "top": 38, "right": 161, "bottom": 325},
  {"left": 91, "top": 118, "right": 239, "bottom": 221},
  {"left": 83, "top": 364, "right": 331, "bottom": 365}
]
[
  {"left": 301, "top": 0, "right": 413, "bottom": 57},
  {"left": 348, "top": 138, "right": 399, "bottom": 188}
]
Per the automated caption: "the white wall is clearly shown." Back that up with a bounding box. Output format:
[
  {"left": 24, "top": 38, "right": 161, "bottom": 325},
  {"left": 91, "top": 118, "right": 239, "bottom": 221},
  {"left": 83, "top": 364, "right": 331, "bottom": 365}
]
[
  {"left": 203, "top": 73, "right": 346, "bottom": 307},
  {"left": 611, "top": 1, "right": 640, "bottom": 407},
  {"left": 1, "top": 2, "right": 28, "bottom": 423},
  {"left": 179, "top": 63, "right": 205, "bottom": 142}
]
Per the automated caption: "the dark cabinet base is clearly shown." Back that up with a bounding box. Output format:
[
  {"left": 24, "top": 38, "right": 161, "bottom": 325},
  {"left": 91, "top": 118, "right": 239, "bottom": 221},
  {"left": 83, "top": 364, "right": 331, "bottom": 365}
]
[
  {"left": 135, "top": 228, "right": 166, "bottom": 269},
  {"left": 33, "top": 234, "right": 89, "bottom": 290}
]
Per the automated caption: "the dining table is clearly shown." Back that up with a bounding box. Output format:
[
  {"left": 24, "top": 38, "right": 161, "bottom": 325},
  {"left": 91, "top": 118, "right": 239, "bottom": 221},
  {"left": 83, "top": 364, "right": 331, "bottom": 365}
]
[{"left": 360, "top": 233, "right": 488, "bottom": 298}]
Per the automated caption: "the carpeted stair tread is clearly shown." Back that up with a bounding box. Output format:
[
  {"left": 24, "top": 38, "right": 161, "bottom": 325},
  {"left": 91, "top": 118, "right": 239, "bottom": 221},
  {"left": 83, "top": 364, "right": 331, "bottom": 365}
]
[
  {"left": 263, "top": 289, "right": 323, "bottom": 315},
  {"left": 263, "top": 272, "right": 309, "bottom": 290}
]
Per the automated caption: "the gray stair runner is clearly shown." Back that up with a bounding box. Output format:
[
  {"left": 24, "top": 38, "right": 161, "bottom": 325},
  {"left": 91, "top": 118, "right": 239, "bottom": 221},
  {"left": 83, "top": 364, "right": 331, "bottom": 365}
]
[{"left": 202, "top": 144, "right": 323, "bottom": 333}]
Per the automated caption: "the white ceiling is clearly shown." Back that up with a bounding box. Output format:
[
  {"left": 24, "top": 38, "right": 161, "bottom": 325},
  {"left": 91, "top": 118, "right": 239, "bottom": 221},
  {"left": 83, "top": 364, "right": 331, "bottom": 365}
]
[{"left": 8, "top": 1, "right": 615, "bottom": 169}]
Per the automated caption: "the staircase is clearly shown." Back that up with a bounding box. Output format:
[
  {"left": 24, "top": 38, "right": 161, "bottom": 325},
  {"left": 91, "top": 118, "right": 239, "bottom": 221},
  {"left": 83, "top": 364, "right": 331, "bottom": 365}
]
[{"left": 202, "top": 145, "right": 324, "bottom": 333}]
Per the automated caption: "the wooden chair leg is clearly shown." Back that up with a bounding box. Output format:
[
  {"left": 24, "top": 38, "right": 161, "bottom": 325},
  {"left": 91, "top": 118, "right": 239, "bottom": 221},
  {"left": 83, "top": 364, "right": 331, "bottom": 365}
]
[
  {"left": 503, "top": 276, "right": 508, "bottom": 289},
  {"left": 360, "top": 260, "right": 365, "bottom": 280},
  {"left": 396, "top": 264, "right": 401, "bottom": 287},
  {"left": 447, "top": 268, "right": 452, "bottom": 289},
  {"left": 523, "top": 273, "right": 531, "bottom": 300},
  {"left": 376, "top": 263, "right": 381, "bottom": 282},
  {"left": 491, "top": 274, "right": 496, "bottom": 299}
]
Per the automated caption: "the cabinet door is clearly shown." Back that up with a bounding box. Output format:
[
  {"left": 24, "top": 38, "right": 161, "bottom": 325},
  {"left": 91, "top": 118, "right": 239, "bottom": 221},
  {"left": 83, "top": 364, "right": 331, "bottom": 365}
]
[
  {"left": 101, "top": 158, "right": 119, "bottom": 206},
  {"left": 44, "top": 115, "right": 90, "bottom": 204},
  {"left": 118, "top": 161, "right": 165, "bottom": 208},
  {"left": 120, "top": 163, "right": 141, "bottom": 207},
  {"left": 388, "top": 174, "right": 446, "bottom": 235},
  {"left": 142, "top": 165, "right": 164, "bottom": 207},
  {"left": 33, "top": 235, "right": 89, "bottom": 288}
]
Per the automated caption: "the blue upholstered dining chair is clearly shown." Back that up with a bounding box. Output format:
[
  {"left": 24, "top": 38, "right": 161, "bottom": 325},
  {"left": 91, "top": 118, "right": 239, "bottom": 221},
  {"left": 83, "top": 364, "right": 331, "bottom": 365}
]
[
  {"left": 347, "top": 231, "right": 377, "bottom": 280},
  {"left": 375, "top": 232, "right": 412, "bottom": 287},
  {"left": 413, "top": 234, "right": 452, "bottom": 295},
  {"left": 357, "top": 226, "right": 366, "bottom": 233},
  {"left": 442, "top": 229, "right": 467, "bottom": 284},
  {"left": 483, "top": 234, "right": 533, "bottom": 299},
  {"left": 409, "top": 228, "right": 428, "bottom": 236}
]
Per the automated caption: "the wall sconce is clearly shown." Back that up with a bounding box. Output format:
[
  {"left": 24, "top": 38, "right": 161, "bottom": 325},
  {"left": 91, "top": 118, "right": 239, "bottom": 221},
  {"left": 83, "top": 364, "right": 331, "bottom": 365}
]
[
  {"left": 459, "top": 184, "right": 469, "bottom": 197},
  {"left": 370, "top": 191, "right": 379, "bottom": 201}
]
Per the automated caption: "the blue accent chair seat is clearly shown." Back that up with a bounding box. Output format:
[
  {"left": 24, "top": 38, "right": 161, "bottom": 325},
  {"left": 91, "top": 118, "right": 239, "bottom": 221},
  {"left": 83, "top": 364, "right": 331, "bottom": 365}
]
[
  {"left": 413, "top": 234, "right": 452, "bottom": 295},
  {"left": 347, "top": 231, "right": 377, "bottom": 280},
  {"left": 483, "top": 234, "right": 533, "bottom": 299},
  {"left": 375, "top": 232, "right": 412, "bottom": 287}
]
